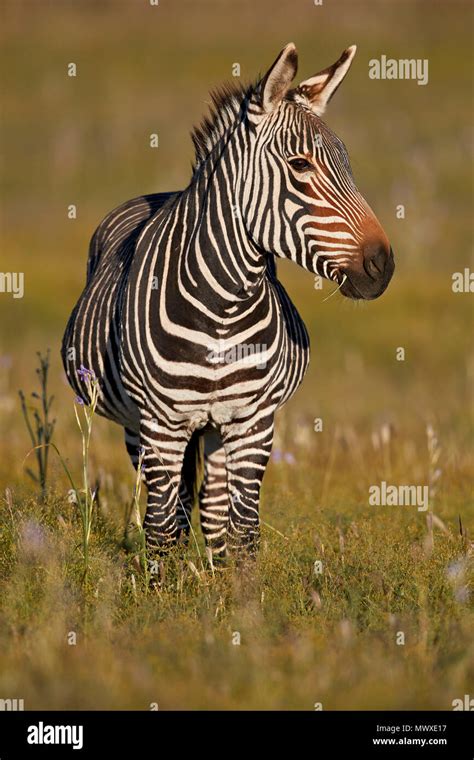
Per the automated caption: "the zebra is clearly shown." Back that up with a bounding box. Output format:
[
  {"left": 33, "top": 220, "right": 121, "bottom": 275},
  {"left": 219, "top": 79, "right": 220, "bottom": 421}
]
[{"left": 62, "top": 43, "right": 394, "bottom": 563}]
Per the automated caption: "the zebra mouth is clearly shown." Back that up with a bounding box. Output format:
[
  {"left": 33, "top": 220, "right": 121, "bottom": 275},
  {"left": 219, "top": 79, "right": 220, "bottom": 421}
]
[
  {"left": 328, "top": 269, "right": 365, "bottom": 300},
  {"left": 340, "top": 271, "right": 393, "bottom": 301},
  {"left": 340, "top": 276, "right": 364, "bottom": 300},
  {"left": 339, "top": 247, "right": 395, "bottom": 300}
]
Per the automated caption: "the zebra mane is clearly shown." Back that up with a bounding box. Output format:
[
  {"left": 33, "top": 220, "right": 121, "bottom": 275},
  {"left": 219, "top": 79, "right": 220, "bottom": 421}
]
[{"left": 191, "top": 80, "right": 256, "bottom": 174}]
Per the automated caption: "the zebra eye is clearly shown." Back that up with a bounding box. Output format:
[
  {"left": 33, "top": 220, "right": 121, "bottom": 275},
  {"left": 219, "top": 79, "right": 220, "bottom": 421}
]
[{"left": 288, "top": 157, "right": 313, "bottom": 173}]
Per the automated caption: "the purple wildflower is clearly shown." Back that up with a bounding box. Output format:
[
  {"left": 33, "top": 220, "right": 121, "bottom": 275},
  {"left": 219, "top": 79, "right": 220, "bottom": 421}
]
[
  {"left": 75, "top": 395, "right": 85, "bottom": 405},
  {"left": 271, "top": 449, "right": 295, "bottom": 464},
  {"left": 77, "top": 365, "right": 95, "bottom": 382}
]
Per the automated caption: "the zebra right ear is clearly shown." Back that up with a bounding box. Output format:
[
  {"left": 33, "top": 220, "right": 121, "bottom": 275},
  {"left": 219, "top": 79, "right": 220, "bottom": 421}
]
[
  {"left": 289, "top": 46, "right": 357, "bottom": 115},
  {"left": 260, "top": 43, "right": 298, "bottom": 113}
]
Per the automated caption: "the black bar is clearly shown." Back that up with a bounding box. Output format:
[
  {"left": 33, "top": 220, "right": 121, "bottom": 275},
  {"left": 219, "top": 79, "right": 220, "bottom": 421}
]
[{"left": 0, "top": 710, "right": 472, "bottom": 757}]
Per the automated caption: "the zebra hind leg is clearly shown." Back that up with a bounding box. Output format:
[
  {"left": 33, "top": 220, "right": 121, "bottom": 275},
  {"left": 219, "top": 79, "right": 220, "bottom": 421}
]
[
  {"left": 221, "top": 411, "right": 274, "bottom": 557},
  {"left": 125, "top": 426, "right": 194, "bottom": 547},
  {"left": 124, "top": 426, "right": 141, "bottom": 471},
  {"left": 139, "top": 414, "right": 195, "bottom": 569}
]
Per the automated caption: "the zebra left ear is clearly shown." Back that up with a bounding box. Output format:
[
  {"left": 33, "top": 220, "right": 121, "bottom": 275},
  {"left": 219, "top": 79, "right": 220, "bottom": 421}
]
[
  {"left": 290, "top": 45, "right": 357, "bottom": 116},
  {"left": 260, "top": 43, "right": 299, "bottom": 113}
]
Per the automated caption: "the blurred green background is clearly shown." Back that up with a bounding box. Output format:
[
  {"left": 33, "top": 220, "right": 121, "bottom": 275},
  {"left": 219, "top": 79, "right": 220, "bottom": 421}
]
[
  {"left": 1, "top": 0, "right": 473, "bottom": 471},
  {"left": 0, "top": 0, "right": 472, "bottom": 710}
]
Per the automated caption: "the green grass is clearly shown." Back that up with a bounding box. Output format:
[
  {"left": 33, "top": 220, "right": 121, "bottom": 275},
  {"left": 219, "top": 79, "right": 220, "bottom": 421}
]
[
  {"left": 0, "top": 0, "right": 473, "bottom": 710},
  {"left": 0, "top": 462, "right": 472, "bottom": 710}
]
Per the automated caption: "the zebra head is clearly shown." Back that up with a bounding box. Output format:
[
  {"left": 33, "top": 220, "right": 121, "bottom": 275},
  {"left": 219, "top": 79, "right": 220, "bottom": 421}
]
[{"left": 245, "top": 43, "right": 394, "bottom": 300}]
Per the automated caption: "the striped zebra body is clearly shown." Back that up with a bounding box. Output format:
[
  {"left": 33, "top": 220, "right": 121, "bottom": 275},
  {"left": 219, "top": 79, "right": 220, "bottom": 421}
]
[
  {"left": 63, "top": 189, "right": 309, "bottom": 554},
  {"left": 62, "top": 43, "right": 394, "bottom": 561}
]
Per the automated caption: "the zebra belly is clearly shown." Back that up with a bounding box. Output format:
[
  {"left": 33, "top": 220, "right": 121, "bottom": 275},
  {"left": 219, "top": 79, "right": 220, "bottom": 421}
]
[{"left": 119, "top": 307, "right": 309, "bottom": 435}]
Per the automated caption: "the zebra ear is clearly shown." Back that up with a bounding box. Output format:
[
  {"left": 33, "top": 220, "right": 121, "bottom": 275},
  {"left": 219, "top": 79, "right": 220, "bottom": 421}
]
[
  {"left": 260, "top": 43, "right": 298, "bottom": 113},
  {"left": 290, "top": 45, "right": 357, "bottom": 116}
]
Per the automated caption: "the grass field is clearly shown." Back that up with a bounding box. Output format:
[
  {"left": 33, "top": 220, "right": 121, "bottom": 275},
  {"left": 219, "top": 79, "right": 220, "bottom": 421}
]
[{"left": 0, "top": 0, "right": 473, "bottom": 710}]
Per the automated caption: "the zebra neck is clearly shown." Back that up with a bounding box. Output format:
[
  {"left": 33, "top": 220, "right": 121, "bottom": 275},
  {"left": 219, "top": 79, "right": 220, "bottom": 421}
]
[{"left": 179, "top": 164, "right": 267, "bottom": 304}]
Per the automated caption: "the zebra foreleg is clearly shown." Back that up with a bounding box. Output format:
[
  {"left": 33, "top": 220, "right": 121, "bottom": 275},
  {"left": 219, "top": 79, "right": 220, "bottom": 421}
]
[
  {"left": 138, "top": 417, "right": 191, "bottom": 563},
  {"left": 199, "top": 429, "right": 229, "bottom": 560},
  {"left": 221, "top": 412, "right": 274, "bottom": 556}
]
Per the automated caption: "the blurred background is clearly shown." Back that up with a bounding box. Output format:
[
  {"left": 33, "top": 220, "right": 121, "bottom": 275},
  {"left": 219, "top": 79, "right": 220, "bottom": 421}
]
[
  {"left": 1, "top": 0, "right": 473, "bottom": 479},
  {"left": 1, "top": 0, "right": 473, "bottom": 472},
  {"left": 0, "top": 0, "right": 472, "bottom": 710}
]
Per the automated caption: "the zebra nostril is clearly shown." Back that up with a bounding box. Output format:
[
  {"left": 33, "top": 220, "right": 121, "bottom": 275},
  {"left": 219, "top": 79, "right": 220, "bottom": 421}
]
[{"left": 365, "top": 246, "right": 387, "bottom": 278}]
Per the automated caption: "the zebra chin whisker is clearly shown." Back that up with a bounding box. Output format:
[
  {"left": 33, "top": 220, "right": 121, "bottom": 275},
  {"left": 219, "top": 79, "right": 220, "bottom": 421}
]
[{"left": 322, "top": 273, "right": 348, "bottom": 303}]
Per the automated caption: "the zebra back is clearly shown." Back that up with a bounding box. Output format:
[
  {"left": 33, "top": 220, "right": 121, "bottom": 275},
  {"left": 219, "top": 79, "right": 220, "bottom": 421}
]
[{"left": 86, "top": 192, "right": 179, "bottom": 284}]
